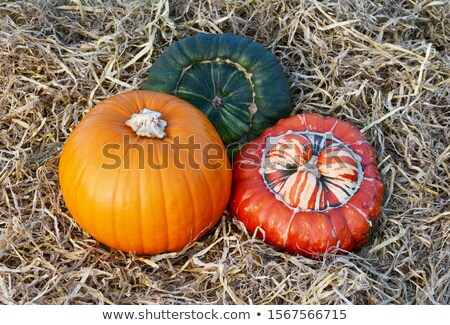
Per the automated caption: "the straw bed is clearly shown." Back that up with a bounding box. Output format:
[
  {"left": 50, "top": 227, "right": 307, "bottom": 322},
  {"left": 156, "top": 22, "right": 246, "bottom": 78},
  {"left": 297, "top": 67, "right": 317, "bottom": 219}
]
[{"left": 0, "top": 0, "right": 449, "bottom": 304}]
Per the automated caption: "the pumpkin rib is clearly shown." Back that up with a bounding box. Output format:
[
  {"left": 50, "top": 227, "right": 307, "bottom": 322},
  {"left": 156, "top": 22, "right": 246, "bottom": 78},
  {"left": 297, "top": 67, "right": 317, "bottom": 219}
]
[
  {"left": 287, "top": 212, "right": 312, "bottom": 254},
  {"left": 196, "top": 165, "right": 225, "bottom": 243},
  {"left": 339, "top": 205, "right": 371, "bottom": 245},
  {"left": 59, "top": 129, "right": 96, "bottom": 166},
  {"left": 257, "top": 197, "right": 291, "bottom": 248},
  {"left": 176, "top": 88, "right": 210, "bottom": 102},
  {"left": 154, "top": 141, "right": 170, "bottom": 252},
  {"left": 134, "top": 88, "right": 147, "bottom": 110},
  {"left": 230, "top": 181, "right": 262, "bottom": 218},
  {"left": 234, "top": 39, "right": 254, "bottom": 67},
  {"left": 163, "top": 104, "right": 213, "bottom": 126},
  {"left": 104, "top": 164, "right": 122, "bottom": 252},
  {"left": 160, "top": 103, "right": 223, "bottom": 143},
  {"left": 325, "top": 210, "right": 354, "bottom": 252},
  {"left": 91, "top": 101, "right": 135, "bottom": 120},
  {"left": 174, "top": 58, "right": 256, "bottom": 103},
  {"left": 65, "top": 148, "right": 94, "bottom": 236},
  {"left": 115, "top": 91, "right": 145, "bottom": 115},
  {"left": 85, "top": 164, "right": 103, "bottom": 247},
  {"left": 311, "top": 212, "right": 338, "bottom": 254},
  {"left": 195, "top": 152, "right": 219, "bottom": 222},
  {"left": 79, "top": 118, "right": 128, "bottom": 131},
  {"left": 152, "top": 94, "right": 180, "bottom": 112},
  {"left": 325, "top": 212, "right": 338, "bottom": 241},
  {"left": 336, "top": 208, "right": 356, "bottom": 250},
  {"left": 178, "top": 155, "right": 199, "bottom": 245},
  {"left": 168, "top": 126, "right": 222, "bottom": 147},
  {"left": 109, "top": 163, "right": 123, "bottom": 252},
  {"left": 136, "top": 168, "right": 145, "bottom": 253},
  {"left": 107, "top": 156, "right": 137, "bottom": 252},
  {"left": 348, "top": 202, "right": 372, "bottom": 227},
  {"left": 69, "top": 121, "right": 128, "bottom": 149},
  {"left": 220, "top": 69, "right": 243, "bottom": 95},
  {"left": 281, "top": 209, "right": 297, "bottom": 248}
]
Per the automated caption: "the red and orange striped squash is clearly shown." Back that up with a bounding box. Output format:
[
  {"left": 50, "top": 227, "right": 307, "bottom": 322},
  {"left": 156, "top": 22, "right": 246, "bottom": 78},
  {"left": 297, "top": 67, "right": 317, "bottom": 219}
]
[
  {"left": 230, "top": 113, "right": 384, "bottom": 257},
  {"left": 59, "top": 90, "right": 232, "bottom": 255}
]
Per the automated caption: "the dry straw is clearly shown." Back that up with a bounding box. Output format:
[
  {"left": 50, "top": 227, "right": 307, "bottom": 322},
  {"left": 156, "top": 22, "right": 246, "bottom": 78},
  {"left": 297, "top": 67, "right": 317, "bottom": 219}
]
[{"left": 0, "top": 0, "right": 449, "bottom": 304}]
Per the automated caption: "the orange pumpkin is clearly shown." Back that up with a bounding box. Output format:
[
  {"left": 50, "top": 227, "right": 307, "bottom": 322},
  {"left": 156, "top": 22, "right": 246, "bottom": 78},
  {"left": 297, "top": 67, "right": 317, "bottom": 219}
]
[
  {"left": 59, "top": 90, "right": 232, "bottom": 254},
  {"left": 230, "top": 113, "right": 384, "bottom": 258}
]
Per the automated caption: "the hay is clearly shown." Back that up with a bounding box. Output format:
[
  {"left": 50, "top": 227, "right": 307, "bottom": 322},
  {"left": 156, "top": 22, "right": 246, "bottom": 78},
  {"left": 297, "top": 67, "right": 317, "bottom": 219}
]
[{"left": 0, "top": 0, "right": 449, "bottom": 305}]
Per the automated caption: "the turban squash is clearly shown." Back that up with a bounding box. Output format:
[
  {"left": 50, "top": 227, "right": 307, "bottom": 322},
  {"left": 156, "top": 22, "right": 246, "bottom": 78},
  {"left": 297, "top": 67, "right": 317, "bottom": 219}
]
[
  {"left": 230, "top": 113, "right": 384, "bottom": 257},
  {"left": 59, "top": 90, "right": 232, "bottom": 254},
  {"left": 144, "top": 33, "right": 291, "bottom": 153}
]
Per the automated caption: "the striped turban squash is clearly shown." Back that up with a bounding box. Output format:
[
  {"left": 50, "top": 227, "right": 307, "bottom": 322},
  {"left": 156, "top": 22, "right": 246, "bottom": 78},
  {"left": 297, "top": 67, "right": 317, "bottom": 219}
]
[{"left": 230, "top": 113, "right": 384, "bottom": 257}]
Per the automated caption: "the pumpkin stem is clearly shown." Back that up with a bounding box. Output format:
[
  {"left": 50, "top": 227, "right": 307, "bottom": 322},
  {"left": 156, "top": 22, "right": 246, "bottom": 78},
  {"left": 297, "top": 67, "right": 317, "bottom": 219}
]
[
  {"left": 125, "top": 108, "right": 167, "bottom": 138},
  {"left": 212, "top": 96, "right": 222, "bottom": 110}
]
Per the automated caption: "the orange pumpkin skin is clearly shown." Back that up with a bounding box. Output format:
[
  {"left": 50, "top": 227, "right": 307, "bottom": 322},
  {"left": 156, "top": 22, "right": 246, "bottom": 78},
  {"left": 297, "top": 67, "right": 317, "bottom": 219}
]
[
  {"left": 230, "top": 113, "right": 384, "bottom": 258},
  {"left": 59, "top": 90, "right": 232, "bottom": 254}
]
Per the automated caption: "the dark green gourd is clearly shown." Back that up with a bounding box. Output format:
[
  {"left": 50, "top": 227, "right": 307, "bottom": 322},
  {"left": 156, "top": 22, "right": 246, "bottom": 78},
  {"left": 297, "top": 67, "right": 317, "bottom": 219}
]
[{"left": 144, "top": 33, "right": 292, "bottom": 153}]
